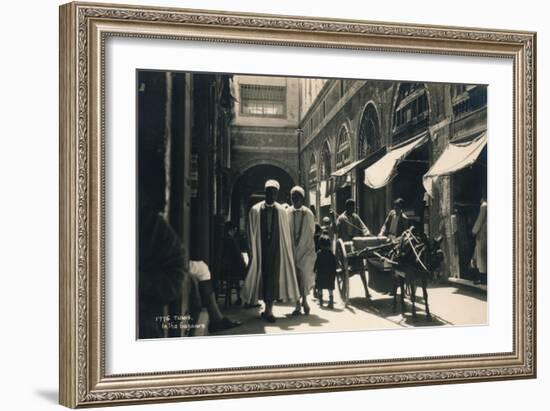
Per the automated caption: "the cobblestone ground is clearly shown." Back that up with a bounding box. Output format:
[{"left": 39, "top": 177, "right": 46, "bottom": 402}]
[{"left": 209, "top": 275, "right": 487, "bottom": 337}]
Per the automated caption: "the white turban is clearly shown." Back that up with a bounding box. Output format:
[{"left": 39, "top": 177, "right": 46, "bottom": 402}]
[
  {"left": 265, "top": 179, "right": 280, "bottom": 190},
  {"left": 290, "top": 185, "right": 305, "bottom": 197}
]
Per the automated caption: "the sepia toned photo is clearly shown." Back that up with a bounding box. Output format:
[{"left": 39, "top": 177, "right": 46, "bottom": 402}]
[
  {"left": 59, "top": 4, "right": 536, "bottom": 405},
  {"left": 137, "top": 70, "right": 488, "bottom": 339}
]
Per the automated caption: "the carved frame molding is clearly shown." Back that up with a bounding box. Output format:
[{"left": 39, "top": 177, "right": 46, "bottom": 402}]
[{"left": 59, "top": 2, "right": 536, "bottom": 407}]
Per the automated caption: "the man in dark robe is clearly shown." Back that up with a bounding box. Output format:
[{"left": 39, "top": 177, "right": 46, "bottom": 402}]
[{"left": 242, "top": 180, "right": 299, "bottom": 323}]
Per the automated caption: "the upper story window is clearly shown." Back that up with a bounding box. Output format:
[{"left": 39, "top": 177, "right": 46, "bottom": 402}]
[
  {"left": 451, "top": 84, "right": 487, "bottom": 118},
  {"left": 393, "top": 84, "right": 428, "bottom": 128},
  {"left": 392, "top": 83, "right": 429, "bottom": 145},
  {"left": 336, "top": 127, "right": 351, "bottom": 169},
  {"left": 358, "top": 104, "right": 381, "bottom": 158},
  {"left": 240, "top": 84, "right": 286, "bottom": 117}
]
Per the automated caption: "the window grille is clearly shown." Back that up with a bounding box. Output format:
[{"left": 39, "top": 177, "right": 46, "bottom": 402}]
[
  {"left": 336, "top": 128, "right": 351, "bottom": 169},
  {"left": 452, "top": 85, "right": 487, "bottom": 118},
  {"left": 240, "top": 84, "right": 286, "bottom": 117}
]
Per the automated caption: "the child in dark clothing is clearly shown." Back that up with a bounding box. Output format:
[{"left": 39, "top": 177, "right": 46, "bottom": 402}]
[{"left": 314, "top": 234, "right": 337, "bottom": 309}]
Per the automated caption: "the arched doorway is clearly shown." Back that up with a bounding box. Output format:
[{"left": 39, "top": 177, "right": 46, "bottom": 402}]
[
  {"left": 230, "top": 164, "right": 295, "bottom": 233},
  {"left": 356, "top": 103, "right": 386, "bottom": 232},
  {"left": 391, "top": 83, "right": 431, "bottom": 224}
]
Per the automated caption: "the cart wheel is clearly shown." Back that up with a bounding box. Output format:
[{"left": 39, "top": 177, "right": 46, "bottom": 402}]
[{"left": 335, "top": 239, "right": 350, "bottom": 307}]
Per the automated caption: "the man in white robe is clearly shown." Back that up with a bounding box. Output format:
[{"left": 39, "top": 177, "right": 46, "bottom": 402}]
[
  {"left": 242, "top": 180, "right": 300, "bottom": 322},
  {"left": 288, "top": 186, "right": 317, "bottom": 315}
]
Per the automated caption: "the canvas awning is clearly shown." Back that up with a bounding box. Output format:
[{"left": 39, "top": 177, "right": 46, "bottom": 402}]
[
  {"left": 324, "top": 158, "right": 359, "bottom": 197},
  {"left": 325, "top": 174, "right": 351, "bottom": 197},
  {"left": 332, "top": 158, "right": 364, "bottom": 177},
  {"left": 423, "top": 132, "right": 487, "bottom": 196},
  {"left": 363, "top": 134, "right": 428, "bottom": 189},
  {"left": 326, "top": 147, "right": 388, "bottom": 196}
]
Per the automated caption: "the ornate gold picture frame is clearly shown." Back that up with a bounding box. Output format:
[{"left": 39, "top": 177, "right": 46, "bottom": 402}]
[{"left": 59, "top": 1, "right": 536, "bottom": 408}]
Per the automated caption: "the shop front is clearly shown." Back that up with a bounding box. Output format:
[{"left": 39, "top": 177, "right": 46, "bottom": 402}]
[
  {"left": 423, "top": 131, "right": 487, "bottom": 279},
  {"left": 363, "top": 134, "right": 429, "bottom": 231}
]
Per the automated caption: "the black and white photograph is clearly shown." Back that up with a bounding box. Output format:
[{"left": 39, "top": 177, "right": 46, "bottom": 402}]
[{"left": 137, "top": 71, "right": 488, "bottom": 339}]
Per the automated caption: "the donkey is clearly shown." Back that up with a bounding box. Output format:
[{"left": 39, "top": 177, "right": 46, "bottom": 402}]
[{"left": 389, "top": 228, "right": 444, "bottom": 320}]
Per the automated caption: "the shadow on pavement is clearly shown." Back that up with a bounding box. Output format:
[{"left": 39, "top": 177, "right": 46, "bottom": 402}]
[
  {"left": 348, "top": 296, "right": 450, "bottom": 327},
  {"left": 276, "top": 313, "right": 330, "bottom": 331},
  {"left": 212, "top": 302, "right": 331, "bottom": 336},
  {"left": 211, "top": 305, "right": 266, "bottom": 336}
]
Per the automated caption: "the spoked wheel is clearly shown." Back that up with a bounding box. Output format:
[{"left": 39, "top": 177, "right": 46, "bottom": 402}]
[{"left": 335, "top": 239, "right": 350, "bottom": 307}]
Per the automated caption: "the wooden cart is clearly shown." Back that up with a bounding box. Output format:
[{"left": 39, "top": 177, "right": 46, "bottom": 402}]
[{"left": 334, "top": 236, "right": 393, "bottom": 306}]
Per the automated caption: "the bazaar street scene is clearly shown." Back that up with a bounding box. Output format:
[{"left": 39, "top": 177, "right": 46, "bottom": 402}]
[{"left": 136, "top": 71, "right": 487, "bottom": 338}]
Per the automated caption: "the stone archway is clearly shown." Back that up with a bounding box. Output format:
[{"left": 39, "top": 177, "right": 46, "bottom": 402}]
[
  {"left": 358, "top": 102, "right": 382, "bottom": 158},
  {"left": 230, "top": 164, "right": 295, "bottom": 232}
]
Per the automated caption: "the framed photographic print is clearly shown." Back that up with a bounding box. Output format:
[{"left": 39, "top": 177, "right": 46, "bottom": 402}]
[{"left": 59, "top": 1, "right": 537, "bottom": 408}]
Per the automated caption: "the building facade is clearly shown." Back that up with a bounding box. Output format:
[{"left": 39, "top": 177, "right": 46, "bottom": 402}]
[
  {"left": 298, "top": 79, "right": 487, "bottom": 279},
  {"left": 137, "top": 70, "right": 234, "bottom": 267},
  {"left": 228, "top": 75, "right": 301, "bottom": 230}
]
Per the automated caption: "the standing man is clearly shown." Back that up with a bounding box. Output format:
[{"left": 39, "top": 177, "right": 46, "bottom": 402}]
[
  {"left": 288, "top": 186, "right": 317, "bottom": 315},
  {"left": 243, "top": 180, "right": 300, "bottom": 323},
  {"left": 336, "top": 199, "right": 370, "bottom": 242},
  {"left": 379, "top": 198, "right": 410, "bottom": 240}
]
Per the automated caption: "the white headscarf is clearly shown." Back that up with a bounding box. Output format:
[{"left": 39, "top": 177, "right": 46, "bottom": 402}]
[{"left": 290, "top": 185, "right": 305, "bottom": 198}]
